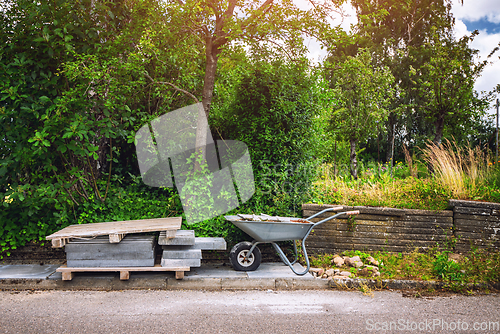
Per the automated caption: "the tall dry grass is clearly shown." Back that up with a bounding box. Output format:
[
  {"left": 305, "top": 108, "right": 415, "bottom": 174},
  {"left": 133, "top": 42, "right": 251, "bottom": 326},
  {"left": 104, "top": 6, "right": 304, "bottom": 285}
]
[{"left": 421, "top": 140, "right": 489, "bottom": 199}]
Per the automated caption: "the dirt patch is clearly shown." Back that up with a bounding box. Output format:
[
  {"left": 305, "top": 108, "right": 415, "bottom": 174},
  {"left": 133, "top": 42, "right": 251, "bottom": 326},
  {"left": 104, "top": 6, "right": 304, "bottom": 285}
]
[{"left": 0, "top": 241, "right": 65, "bottom": 265}]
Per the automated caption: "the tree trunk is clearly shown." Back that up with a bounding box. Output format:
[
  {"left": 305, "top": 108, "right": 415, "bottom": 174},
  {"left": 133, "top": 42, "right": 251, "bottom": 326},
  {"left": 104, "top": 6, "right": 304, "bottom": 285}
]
[
  {"left": 194, "top": 38, "right": 220, "bottom": 167},
  {"left": 202, "top": 39, "right": 220, "bottom": 118},
  {"left": 350, "top": 138, "right": 358, "bottom": 180},
  {"left": 433, "top": 115, "right": 445, "bottom": 145},
  {"left": 333, "top": 140, "right": 337, "bottom": 176},
  {"left": 386, "top": 112, "right": 395, "bottom": 164}
]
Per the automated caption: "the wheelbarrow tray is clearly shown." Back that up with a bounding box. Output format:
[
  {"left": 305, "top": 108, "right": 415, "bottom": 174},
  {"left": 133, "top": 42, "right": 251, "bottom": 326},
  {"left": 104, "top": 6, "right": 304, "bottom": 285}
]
[{"left": 224, "top": 215, "right": 313, "bottom": 243}]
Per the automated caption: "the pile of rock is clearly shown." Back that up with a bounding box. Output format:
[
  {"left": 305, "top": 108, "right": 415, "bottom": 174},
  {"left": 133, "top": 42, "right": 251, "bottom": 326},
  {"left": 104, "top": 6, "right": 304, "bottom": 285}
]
[{"left": 309, "top": 254, "right": 381, "bottom": 279}]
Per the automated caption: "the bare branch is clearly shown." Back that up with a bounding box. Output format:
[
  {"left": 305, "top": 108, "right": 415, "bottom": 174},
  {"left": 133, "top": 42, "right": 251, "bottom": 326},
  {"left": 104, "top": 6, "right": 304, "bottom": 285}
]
[{"left": 144, "top": 72, "right": 200, "bottom": 104}]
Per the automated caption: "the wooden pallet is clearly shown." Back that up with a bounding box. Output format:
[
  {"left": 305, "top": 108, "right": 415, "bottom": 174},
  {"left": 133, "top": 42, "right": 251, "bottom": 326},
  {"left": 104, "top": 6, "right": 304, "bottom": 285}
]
[
  {"left": 46, "top": 217, "right": 182, "bottom": 248},
  {"left": 56, "top": 264, "right": 189, "bottom": 281}
]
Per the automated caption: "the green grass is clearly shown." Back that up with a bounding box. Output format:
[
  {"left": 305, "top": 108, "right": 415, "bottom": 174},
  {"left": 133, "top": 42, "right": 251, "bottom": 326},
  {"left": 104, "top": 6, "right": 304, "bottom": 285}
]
[{"left": 308, "top": 247, "right": 500, "bottom": 293}]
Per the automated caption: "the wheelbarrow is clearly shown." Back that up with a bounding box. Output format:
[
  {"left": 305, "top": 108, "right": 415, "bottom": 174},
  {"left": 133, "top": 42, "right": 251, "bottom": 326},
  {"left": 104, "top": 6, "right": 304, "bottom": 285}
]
[{"left": 224, "top": 207, "right": 360, "bottom": 275}]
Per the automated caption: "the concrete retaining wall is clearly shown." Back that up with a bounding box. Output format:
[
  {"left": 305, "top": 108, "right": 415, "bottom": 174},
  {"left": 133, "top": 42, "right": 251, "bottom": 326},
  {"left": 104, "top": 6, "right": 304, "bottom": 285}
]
[
  {"left": 303, "top": 200, "right": 500, "bottom": 254},
  {"left": 449, "top": 199, "right": 500, "bottom": 252}
]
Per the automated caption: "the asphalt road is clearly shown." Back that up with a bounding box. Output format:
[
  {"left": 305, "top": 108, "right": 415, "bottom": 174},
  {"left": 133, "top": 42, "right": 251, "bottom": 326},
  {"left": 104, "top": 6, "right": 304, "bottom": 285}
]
[{"left": 1, "top": 290, "right": 499, "bottom": 334}]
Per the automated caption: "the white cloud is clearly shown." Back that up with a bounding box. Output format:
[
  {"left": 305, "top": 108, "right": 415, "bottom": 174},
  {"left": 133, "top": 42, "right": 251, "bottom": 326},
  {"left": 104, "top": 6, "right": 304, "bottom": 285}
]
[
  {"left": 451, "top": 0, "right": 500, "bottom": 115},
  {"left": 337, "top": 2, "right": 358, "bottom": 32},
  {"left": 451, "top": 0, "right": 500, "bottom": 24}
]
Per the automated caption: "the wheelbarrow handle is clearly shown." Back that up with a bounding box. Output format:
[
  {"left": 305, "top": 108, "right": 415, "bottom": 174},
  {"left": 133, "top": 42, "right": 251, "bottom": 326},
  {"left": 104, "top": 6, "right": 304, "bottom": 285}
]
[
  {"left": 305, "top": 207, "right": 343, "bottom": 221},
  {"left": 305, "top": 207, "right": 360, "bottom": 227}
]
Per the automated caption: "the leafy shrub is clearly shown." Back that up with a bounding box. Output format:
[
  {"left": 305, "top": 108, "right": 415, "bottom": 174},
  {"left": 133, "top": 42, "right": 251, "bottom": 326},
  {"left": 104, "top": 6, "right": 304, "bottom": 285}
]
[{"left": 212, "top": 59, "right": 320, "bottom": 216}]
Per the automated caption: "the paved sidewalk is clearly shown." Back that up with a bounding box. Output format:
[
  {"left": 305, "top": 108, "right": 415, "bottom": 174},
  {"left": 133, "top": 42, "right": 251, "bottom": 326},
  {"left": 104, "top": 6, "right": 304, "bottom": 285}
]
[
  {"left": 3, "top": 262, "right": 491, "bottom": 291},
  {"left": 0, "top": 262, "right": 331, "bottom": 291}
]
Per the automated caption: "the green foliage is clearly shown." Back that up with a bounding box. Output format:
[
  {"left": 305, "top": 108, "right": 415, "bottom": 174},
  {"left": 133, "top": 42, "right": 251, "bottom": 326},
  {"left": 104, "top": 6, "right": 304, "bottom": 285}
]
[
  {"left": 346, "top": 215, "right": 357, "bottom": 232},
  {"left": 0, "top": 0, "right": 206, "bottom": 252},
  {"left": 461, "top": 247, "right": 500, "bottom": 285},
  {"left": 433, "top": 252, "right": 464, "bottom": 283},
  {"left": 327, "top": 49, "right": 394, "bottom": 144},
  {"left": 409, "top": 31, "right": 489, "bottom": 144},
  {"left": 307, "top": 247, "right": 500, "bottom": 292},
  {"left": 74, "top": 182, "right": 183, "bottom": 224},
  {"left": 0, "top": 0, "right": 497, "bottom": 256},
  {"left": 326, "top": 49, "right": 394, "bottom": 178},
  {"left": 342, "top": 250, "right": 374, "bottom": 263},
  {"left": 212, "top": 59, "right": 319, "bottom": 216}
]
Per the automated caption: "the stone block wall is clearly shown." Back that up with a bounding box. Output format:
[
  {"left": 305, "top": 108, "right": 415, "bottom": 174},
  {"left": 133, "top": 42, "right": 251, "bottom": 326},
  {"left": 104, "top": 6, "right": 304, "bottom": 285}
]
[
  {"left": 303, "top": 200, "right": 500, "bottom": 254},
  {"left": 303, "top": 204, "right": 453, "bottom": 254},
  {"left": 450, "top": 199, "right": 500, "bottom": 252}
]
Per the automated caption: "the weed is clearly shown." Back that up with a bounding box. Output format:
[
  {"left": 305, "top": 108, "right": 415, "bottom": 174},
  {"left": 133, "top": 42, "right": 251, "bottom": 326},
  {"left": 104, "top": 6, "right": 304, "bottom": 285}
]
[
  {"left": 346, "top": 215, "right": 357, "bottom": 232},
  {"left": 358, "top": 283, "right": 374, "bottom": 297}
]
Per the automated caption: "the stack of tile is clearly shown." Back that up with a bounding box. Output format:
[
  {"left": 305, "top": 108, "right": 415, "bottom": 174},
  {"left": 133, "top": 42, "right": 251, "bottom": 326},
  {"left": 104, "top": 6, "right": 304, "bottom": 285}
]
[
  {"left": 159, "top": 230, "right": 226, "bottom": 268},
  {"left": 65, "top": 235, "right": 156, "bottom": 267}
]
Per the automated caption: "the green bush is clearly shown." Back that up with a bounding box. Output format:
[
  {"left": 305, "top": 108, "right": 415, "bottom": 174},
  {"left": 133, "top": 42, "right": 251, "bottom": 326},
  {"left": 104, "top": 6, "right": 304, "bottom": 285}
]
[{"left": 212, "top": 59, "right": 320, "bottom": 216}]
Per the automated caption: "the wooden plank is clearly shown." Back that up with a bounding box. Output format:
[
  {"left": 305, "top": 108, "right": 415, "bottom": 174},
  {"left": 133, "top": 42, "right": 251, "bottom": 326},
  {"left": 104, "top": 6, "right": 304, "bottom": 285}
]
[
  {"left": 46, "top": 217, "right": 182, "bottom": 240},
  {"left": 307, "top": 217, "right": 452, "bottom": 228},
  {"left": 402, "top": 215, "right": 453, "bottom": 223},
  {"left": 56, "top": 264, "right": 190, "bottom": 281},
  {"left": 56, "top": 264, "right": 189, "bottom": 273},
  {"left": 52, "top": 238, "right": 67, "bottom": 248},
  {"left": 454, "top": 214, "right": 500, "bottom": 222},
  {"left": 403, "top": 209, "right": 453, "bottom": 217},
  {"left": 311, "top": 224, "right": 453, "bottom": 235},
  {"left": 120, "top": 271, "right": 130, "bottom": 280},
  {"left": 109, "top": 233, "right": 125, "bottom": 243},
  {"left": 454, "top": 207, "right": 491, "bottom": 215},
  {"left": 62, "top": 271, "right": 74, "bottom": 281},
  {"left": 449, "top": 199, "right": 500, "bottom": 210}
]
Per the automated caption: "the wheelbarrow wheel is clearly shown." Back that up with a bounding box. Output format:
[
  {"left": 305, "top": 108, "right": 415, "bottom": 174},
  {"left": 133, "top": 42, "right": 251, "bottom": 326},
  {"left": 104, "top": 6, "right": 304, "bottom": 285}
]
[{"left": 229, "top": 241, "right": 261, "bottom": 271}]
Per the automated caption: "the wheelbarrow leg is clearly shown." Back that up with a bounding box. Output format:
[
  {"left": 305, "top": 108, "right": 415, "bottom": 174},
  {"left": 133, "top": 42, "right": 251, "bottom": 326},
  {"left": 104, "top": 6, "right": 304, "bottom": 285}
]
[
  {"left": 269, "top": 241, "right": 299, "bottom": 265},
  {"left": 271, "top": 241, "right": 310, "bottom": 276},
  {"left": 245, "top": 241, "right": 261, "bottom": 258}
]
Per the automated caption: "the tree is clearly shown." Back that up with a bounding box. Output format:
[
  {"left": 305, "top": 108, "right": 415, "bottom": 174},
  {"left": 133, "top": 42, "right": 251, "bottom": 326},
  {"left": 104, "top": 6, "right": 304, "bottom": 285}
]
[
  {"left": 0, "top": 0, "right": 196, "bottom": 251},
  {"left": 328, "top": 0, "right": 456, "bottom": 160},
  {"left": 167, "top": 0, "right": 342, "bottom": 117},
  {"left": 327, "top": 49, "right": 394, "bottom": 179},
  {"left": 409, "top": 30, "right": 489, "bottom": 144}
]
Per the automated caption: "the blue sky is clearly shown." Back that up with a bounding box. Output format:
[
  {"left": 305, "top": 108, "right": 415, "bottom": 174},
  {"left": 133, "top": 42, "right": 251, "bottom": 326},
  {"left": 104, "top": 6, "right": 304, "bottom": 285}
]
[
  {"left": 451, "top": 0, "right": 500, "bottom": 115},
  {"left": 464, "top": 18, "right": 500, "bottom": 34}
]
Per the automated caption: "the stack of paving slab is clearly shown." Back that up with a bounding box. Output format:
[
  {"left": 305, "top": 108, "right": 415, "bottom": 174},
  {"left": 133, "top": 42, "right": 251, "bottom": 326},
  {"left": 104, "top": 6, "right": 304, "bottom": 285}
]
[
  {"left": 65, "top": 235, "right": 156, "bottom": 267},
  {"left": 159, "top": 230, "right": 226, "bottom": 268}
]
